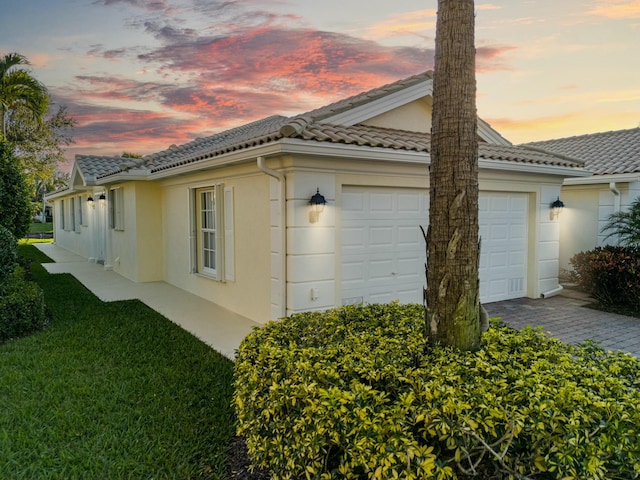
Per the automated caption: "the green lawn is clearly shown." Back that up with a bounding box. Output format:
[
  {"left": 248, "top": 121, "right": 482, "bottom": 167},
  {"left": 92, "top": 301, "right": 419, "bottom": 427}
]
[
  {"left": 28, "top": 222, "right": 53, "bottom": 234},
  {"left": 0, "top": 245, "right": 236, "bottom": 479}
]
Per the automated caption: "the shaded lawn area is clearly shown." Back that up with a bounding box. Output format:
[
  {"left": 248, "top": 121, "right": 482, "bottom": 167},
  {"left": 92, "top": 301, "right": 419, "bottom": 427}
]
[
  {"left": 0, "top": 245, "right": 236, "bottom": 479},
  {"left": 28, "top": 222, "right": 53, "bottom": 234}
]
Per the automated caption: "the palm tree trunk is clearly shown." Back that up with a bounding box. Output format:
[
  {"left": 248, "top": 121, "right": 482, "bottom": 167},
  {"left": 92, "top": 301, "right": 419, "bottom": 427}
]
[{"left": 426, "top": 0, "right": 481, "bottom": 350}]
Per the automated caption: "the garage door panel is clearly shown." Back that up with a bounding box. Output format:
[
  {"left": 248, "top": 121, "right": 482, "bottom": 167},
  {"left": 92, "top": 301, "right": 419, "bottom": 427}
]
[{"left": 342, "top": 188, "right": 527, "bottom": 305}]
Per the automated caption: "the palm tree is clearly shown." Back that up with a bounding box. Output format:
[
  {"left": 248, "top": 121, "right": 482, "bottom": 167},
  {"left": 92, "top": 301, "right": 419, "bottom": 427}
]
[
  {"left": 602, "top": 197, "right": 640, "bottom": 247},
  {"left": 0, "top": 52, "right": 49, "bottom": 141},
  {"left": 425, "top": 0, "right": 481, "bottom": 350}
]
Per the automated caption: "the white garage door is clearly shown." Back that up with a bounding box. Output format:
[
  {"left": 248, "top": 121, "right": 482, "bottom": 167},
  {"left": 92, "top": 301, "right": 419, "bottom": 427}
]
[
  {"left": 478, "top": 193, "right": 528, "bottom": 302},
  {"left": 341, "top": 187, "right": 527, "bottom": 305}
]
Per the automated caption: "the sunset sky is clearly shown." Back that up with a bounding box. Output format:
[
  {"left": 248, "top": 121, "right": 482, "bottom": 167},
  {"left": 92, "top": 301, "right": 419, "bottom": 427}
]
[{"left": 1, "top": 0, "right": 639, "bottom": 168}]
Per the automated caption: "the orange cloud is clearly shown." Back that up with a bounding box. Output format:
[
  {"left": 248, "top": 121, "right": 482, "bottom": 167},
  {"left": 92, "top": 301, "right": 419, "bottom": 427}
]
[
  {"left": 486, "top": 110, "right": 640, "bottom": 143},
  {"left": 588, "top": 0, "right": 640, "bottom": 18},
  {"left": 365, "top": 9, "right": 437, "bottom": 40}
]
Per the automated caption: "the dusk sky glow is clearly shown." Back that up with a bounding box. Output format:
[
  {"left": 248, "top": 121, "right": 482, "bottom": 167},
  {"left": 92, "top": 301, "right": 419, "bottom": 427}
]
[{"left": 1, "top": 0, "right": 639, "bottom": 169}]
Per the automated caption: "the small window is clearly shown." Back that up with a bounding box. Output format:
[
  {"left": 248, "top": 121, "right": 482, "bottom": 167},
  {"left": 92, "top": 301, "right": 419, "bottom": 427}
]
[
  {"left": 109, "top": 188, "right": 125, "bottom": 231},
  {"left": 190, "top": 184, "right": 234, "bottom": 281},
  {"left": 74, "top": 196, "right": 83, "bottom": 231},
  {"left": 59, "top": 199, "right": 67, "bottom": 231},
  {"left": 69, "top": 197, "right": 76, "bottom": 231}
]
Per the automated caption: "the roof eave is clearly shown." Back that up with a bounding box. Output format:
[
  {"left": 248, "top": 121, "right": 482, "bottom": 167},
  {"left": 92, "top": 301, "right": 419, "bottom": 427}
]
[
  {"left": 479, "top": 158, "right": 591, "bottom": 177},
  {"left": 563, "top": 172, "right": 640, "bottom": 186}
]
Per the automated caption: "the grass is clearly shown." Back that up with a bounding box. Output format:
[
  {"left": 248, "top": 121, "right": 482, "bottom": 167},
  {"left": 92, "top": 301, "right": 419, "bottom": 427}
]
[
  {"left": 0, "top": 245, "right": 236, "bottom": 479},
  {"left": 28, "top": 222, "right": 53, "bottom": 234}
]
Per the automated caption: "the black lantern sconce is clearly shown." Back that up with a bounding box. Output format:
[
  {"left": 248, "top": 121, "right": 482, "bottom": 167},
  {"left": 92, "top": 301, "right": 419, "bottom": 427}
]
[
  {"left": 550, "top": 196, "right": 565, "bottom": 220},
  {"left": 309, "top": 188, "right": 327, "bottom": 223},
  {"left": 87, "top": 196, "right": 95, "bottom": 209},
  {"left": 99, "top": 193, "right": 106, "bottom": 208}
]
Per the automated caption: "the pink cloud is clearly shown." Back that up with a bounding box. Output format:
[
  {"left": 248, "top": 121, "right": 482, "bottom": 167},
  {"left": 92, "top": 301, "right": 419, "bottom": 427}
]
[{"left": 588, "top": 0, "right": 640, "bottom": 19}]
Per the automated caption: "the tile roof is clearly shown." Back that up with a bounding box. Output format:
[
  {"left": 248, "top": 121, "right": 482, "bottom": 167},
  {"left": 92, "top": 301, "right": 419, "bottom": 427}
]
[
  {"left": 295, "top": 123, "right": 584, "bottom": 168},
  {"left": 77, "top": 155, "right": 137, "bottom": 180},
  {"left": 524, "top": 128, "right": 640, "bottom": 176},
  {"left": 85, "top": 70, "right": 582, "bottom": 180}
]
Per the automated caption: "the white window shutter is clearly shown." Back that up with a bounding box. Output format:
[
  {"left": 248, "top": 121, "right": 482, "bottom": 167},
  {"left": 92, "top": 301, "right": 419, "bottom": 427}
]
[
  {"left": 224, "top": 186, "right": 235, "bottom": 281},
  {"left": 188, "top": 188, "right": 197, "bottom": 274}
]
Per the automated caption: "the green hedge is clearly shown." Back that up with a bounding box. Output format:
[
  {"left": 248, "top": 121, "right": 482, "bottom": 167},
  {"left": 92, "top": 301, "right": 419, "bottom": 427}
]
[
  {"left": 0, "top": 265, "right": 48, "bottom": 343},
  {"left": 234, "top": 303, "right": 640, "bottom": 480},
  {"left": 570, "top": 245, "right": 640, "bottom": 311}
]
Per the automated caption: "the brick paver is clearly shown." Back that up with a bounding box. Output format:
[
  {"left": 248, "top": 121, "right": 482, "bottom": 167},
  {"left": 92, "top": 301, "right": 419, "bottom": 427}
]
[{"left": 484, "top": 295, "right": 640, "bottom": 358}]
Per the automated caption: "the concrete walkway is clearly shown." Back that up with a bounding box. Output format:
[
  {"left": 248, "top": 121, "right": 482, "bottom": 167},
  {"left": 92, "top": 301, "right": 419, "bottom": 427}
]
[
  {"left": 485, "top": 292, "right": 640, "bottom": 357},
  {"left": 35, "top": 243, "right": 640, "bottom": 360},
  {"left": 34, "top": 243, "right": 261, "bottom": 360}
]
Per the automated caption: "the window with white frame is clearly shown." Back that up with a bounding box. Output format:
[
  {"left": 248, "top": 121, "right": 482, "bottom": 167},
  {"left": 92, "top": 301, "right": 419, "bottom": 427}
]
[
  {"left": 59, "top": 199, "right": 66, "bottom": 230},
  {"left": 69, "top": 197, "right": 76, "bottom": 231},
  {"left": 74, "top": 195, "right": 83, "bottom": 231},
  {"left": 190, "top": 184, "right": 234, "bottom": 281},
  {"left": 109, "top": 188, "right": 125, "bottom": 231}
]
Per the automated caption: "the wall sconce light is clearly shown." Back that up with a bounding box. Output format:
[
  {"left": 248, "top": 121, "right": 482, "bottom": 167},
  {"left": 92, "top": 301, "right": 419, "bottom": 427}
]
[
  {"left": 87, "top": 196, "right": 95, "bottom": 209},
  {"left": 99, "top": 193, "right": 106, "bottom": 207},
  {"left": 550, "top": 196, "right": 565, "bottom": 219},
  {"left": 309, "top": 188, "right": 327, "bottom": 223}
]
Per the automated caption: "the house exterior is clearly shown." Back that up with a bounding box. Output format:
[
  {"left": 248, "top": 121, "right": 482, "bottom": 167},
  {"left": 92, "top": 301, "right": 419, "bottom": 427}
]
[
  {"left": 47, "top": 72, "right": 588, "bottom": 325},
  {"left": 525, "top": 128, "right": 640, "bottom": 271}
]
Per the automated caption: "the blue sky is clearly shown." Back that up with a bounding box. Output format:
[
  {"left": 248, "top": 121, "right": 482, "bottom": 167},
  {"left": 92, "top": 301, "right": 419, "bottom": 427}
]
[{"left": 1, "top": 0, "right": 639, "bottom": 166}]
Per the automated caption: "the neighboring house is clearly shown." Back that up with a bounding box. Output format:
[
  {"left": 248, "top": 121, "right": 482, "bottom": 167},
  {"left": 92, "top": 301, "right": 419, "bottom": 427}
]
[
  {"left": 525, "top": 128, "right": 640, "bottom": 271},
  {"left": 47, "top": 72, "right": 588, "bottom": 325}
]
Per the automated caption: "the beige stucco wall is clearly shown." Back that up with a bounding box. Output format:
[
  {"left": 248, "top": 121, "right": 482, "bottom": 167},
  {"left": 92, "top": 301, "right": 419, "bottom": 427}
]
[
  {"left": 51, "top": 194, "right": 92, "bottom": 258},
  {"left": 160, "top": 165, "right": 272, "bottom": 323},
  {"left": 362, "top": 98, "right": 432, "bottom": 133},
  {"left": 560, "top": 180, "right": 640, "bottom": 272}
]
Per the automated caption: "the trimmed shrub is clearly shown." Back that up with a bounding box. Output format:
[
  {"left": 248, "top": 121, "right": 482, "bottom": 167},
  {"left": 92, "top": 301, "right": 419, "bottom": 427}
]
[
  {"left": 234, "top": 303, "right": 640, "bottom": 480},
  {"left": 0, "top": 265, "right": 48, "bottom": 342},
  {"left": 0, "top": 142, "right": 31, "bottom": 239},
  {"left": 0, "top": 224, "right": 17, "bottom": 287},
  {"left": 569, "top": 245, "right": 640, "bottom": 311}
]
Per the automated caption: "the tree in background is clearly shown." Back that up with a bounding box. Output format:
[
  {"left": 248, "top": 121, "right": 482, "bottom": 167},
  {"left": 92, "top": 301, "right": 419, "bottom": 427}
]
[
  {"left": 0, "top": 142, "right": 31, "bottom": 239},
  {"left": 425, "top": 0, "right": 481, "bottom": 350},
  {"left": 0, "top": 53, "right": 49, "bottom": 141},
  {"left": 7, "top": 104, "right": 75, "bottom": 194}
]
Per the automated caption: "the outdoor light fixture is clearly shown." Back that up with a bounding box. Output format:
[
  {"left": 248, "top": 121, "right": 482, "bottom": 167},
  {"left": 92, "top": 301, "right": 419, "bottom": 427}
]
[
  {"left": 87, "top": 196, "right": 95, "bottom": 209},
  {"left": 309, "top": 188, "right": 327, "bottom": 213},
  {"left": 550, "top": 196, "right": 565, "bottom": 219},
  {"left": 308, "top": 188, "right": 327, "bottom": 223},
  {"left": 99, "top": 193, "right": 106, "bottom": 207}
]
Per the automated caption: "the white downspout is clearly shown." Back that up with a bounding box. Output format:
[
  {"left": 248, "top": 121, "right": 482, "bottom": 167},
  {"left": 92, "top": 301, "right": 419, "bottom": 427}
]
[
  {"left": 104, "top": 191, "right": 113, "bottom": 271},
  {"left": 610, "top": 182, "right": 621, "bottom": 213},
  {"left": 257, "top": 156, "right": 287, "bottom": 318}
]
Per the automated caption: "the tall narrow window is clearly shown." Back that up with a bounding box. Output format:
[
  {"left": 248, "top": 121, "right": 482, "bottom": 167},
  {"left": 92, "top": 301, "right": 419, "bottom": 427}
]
[
  {"left": 109, "top": 188, "right": 125, "bottom": 231},
  {"left": 74, "top": 195, "right": 83, "bottom": 231},
  {"left": 60, "top": 199, "right": 66, "bottom": 230},
  {"left": 70, "top": 197, "right": 76, "bottom": 231},
  {"left": 190, "top": 184, "right": 233, "bottom": 281},
  {"left": 199, "top": 189, "right": 217, "bottom": 275}
]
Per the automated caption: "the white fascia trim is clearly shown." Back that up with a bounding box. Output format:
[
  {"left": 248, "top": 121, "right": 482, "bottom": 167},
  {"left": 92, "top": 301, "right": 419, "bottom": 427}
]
[
  {"left": 478, "top": 118, "right": 512, "bottom": 146},
  {"left": 563, "top": 173, "right": 640, "bottom": 186},
  {"left": 279, "top": 138, "right": 429, "bottom": 164},
  {"left": 45, "top": 188, "right": 80, "bottom": 201},
  {"left": 322, "top": 81, "right": 432, "bottom": 126},
  {"left": 479, "top": 158, "right": 591, "bottom": 177},
  {"left": 147, "top": 144, "right": 286, "bottom": 180}
]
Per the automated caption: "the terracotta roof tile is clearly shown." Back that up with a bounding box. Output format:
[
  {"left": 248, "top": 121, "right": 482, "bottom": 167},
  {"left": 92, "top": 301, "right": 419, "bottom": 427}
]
[
  {"left": 76, "top": 155, "right": 130, "bottom": 180},
  {"left": 524, "top": 128, "right": 640, "bottom": 175},
  {"left": 89, "top": 71, "right": 582, "bottom": 179}
]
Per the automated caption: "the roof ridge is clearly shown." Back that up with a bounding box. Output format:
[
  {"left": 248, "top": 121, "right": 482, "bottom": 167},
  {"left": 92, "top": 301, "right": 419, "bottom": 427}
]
[
  {"left": 524, "top": 126, "right": 640, "bottom": 145},
  {"left": 298, "top": 70, "right": 433, "bottom": 122}
]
